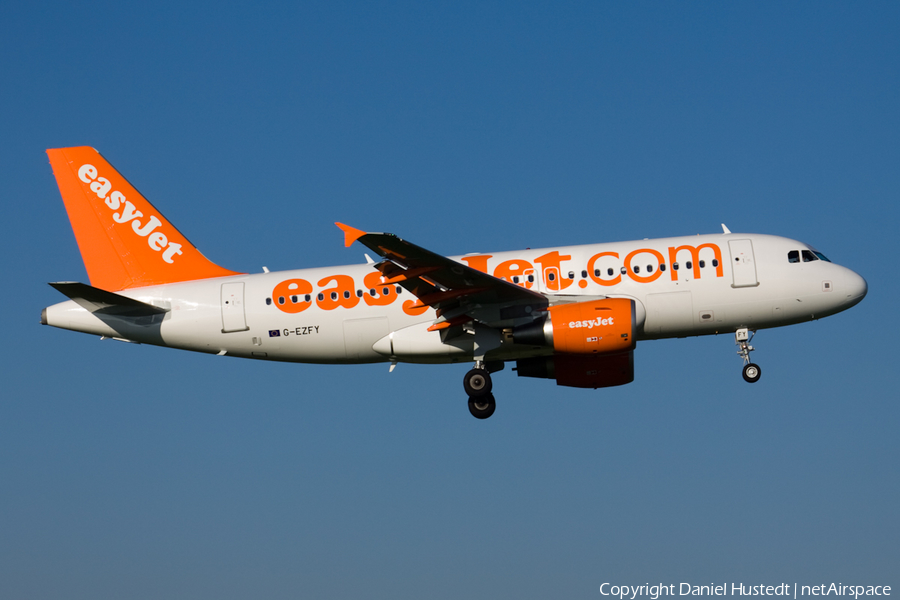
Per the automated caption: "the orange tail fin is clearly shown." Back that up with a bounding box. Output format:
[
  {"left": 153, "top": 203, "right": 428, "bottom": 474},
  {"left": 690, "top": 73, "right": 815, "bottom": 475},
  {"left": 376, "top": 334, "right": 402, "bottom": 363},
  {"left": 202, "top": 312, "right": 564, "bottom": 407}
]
[{"left": 47, "top": 147, "right": 241, "bottom": 291}]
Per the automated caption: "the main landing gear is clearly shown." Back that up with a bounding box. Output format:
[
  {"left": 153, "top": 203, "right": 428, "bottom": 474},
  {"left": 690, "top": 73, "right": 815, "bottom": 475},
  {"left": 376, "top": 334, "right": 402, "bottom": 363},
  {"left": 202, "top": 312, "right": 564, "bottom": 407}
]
[
  {"left": 736, "top": 328, "right": 761, "bottom": 383},
  {"left": 464, "top": 361, "right": 496, "bottom": 419}
]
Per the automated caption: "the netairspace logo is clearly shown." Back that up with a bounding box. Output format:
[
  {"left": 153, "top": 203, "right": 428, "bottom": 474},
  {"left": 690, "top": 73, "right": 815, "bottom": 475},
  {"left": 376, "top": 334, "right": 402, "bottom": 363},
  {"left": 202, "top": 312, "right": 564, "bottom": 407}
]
[{"left": 599, "top": 584, "right": 891, "bottom": 600}]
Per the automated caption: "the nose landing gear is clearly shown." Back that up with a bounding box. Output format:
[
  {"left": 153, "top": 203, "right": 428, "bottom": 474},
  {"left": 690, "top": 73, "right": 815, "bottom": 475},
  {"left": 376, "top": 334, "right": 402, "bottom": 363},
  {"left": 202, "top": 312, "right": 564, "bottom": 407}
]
[
  {"left": 464, "top": 361, "right": 496, "bottom": 419},
  {"left": 736, "top": 328, "right": 761, "bottom": 383}
]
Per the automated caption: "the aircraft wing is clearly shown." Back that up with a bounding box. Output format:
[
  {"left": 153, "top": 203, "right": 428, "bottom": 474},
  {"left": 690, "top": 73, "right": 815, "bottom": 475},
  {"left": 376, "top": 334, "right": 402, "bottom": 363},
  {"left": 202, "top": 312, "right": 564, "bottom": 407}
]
[{"left": 336, "top": 223, "right": 547, "bottom": 329}]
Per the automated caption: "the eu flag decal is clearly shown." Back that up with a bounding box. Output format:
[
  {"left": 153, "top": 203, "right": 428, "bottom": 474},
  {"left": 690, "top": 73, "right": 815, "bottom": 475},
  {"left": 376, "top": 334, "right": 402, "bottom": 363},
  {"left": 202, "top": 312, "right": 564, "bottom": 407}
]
[{"left": 268, "top": 329, "right": 281, "bottom": 337}]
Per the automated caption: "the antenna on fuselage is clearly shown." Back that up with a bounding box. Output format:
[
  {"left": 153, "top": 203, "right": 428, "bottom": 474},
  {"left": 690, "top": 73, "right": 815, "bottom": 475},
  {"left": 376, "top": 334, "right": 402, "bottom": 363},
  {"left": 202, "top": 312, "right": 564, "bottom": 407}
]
[{"left": 721, "top": 224, "right": 732, "bottom": 234}]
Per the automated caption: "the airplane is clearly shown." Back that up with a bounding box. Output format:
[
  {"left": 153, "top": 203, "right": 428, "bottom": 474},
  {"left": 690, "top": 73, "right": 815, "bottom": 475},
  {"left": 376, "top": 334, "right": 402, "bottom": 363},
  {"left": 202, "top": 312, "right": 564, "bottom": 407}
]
[{"left": 41, "top": 147, "right": 868, "bottom": 419}]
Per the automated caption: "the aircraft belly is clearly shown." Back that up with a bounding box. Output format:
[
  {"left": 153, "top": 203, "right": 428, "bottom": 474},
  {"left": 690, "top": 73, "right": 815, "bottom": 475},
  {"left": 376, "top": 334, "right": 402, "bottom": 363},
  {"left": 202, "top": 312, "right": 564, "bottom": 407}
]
[
  {"left": 639, "top": 282, "right": 798, "bottom": 337},
  {"left": 643, "top": 291, "right": 694, "bottom": 336},
  {"left": 343, "top": 317, "right": 391, "bottom": 362},
  {"left": 235, "top": 300, "right": 435, "bottom": 363}
]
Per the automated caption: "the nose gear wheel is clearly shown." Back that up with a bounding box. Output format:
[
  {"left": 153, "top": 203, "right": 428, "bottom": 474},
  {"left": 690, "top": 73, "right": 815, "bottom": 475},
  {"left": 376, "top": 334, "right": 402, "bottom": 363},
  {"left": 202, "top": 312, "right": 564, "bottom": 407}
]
[{"left": 742, "top": 363, "right": 761, "bottom": 383}]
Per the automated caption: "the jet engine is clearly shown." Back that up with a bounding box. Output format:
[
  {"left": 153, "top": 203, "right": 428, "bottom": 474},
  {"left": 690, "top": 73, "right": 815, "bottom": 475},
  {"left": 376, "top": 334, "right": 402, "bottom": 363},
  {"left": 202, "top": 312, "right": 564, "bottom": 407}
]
[{"left": 512, "top": 298, "right": 635, "bottom": 354}]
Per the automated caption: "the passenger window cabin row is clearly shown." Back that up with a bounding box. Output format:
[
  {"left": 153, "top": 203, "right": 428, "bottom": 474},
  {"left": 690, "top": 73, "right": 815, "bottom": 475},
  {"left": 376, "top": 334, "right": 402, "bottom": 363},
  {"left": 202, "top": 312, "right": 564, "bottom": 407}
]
[
  {"left": 266, "top": 255, "right": 733, "bottom": 305},
  {"left": 267, "top": 286, "right": 404, "bottom": 306},
  {"left": 510, "top": 259, "right": 720, "bottom": 283}
]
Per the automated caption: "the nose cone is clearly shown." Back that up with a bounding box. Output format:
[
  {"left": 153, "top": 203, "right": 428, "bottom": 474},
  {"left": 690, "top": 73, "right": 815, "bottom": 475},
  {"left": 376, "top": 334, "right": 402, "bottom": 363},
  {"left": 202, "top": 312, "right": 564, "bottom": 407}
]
[{"left": 842, "top": 269, "right": 868, "bottom": 309}]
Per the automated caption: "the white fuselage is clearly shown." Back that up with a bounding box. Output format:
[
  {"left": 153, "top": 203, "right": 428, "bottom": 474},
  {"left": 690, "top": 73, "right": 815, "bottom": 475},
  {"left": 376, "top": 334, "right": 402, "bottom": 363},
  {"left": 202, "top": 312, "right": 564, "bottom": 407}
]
[{"left": 44, "top": 233, "right": 868, "bottom": 365}]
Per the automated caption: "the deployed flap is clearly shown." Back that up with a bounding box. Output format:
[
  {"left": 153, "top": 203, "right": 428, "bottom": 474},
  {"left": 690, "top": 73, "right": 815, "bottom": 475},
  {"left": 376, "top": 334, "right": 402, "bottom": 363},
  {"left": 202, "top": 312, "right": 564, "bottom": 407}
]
[
  {"left": 49, "top": 282, "right": 169, "bottom": 317},
  {"left": 335, "top": 223, "right": 547, "bottom": 325},
  {"left": 47, "top": 147, "right": 242, "bottom": 291}
]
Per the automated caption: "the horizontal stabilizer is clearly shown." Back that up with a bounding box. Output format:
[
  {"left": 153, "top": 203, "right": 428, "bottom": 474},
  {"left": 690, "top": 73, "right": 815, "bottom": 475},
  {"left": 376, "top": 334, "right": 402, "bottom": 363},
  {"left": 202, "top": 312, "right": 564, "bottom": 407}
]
[{"left": 49, "top": 282, "right": 169, "bottom": 317}]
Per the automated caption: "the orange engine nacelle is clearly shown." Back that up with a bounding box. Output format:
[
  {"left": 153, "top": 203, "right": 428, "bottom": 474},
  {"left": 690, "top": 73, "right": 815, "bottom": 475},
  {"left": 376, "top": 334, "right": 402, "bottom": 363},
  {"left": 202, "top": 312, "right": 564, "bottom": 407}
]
[{"left": 512, "top": 298, "right": 635, "bottom": 354}]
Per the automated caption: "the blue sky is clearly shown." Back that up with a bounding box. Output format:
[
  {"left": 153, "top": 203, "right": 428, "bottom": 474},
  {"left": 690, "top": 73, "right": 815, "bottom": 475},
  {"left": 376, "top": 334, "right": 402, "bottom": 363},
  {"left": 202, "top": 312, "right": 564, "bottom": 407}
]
[{"left": 1, "top": 2, "right": 897, "bottom": 598}]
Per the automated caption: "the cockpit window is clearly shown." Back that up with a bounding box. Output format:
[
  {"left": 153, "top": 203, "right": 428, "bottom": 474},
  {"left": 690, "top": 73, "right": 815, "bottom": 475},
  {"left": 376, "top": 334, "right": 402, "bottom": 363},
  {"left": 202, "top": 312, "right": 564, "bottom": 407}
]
[
  {"left": 802, "top": 250, "right": 817, "bottom": 262},
  {"left": 788, "top": 250, "right": 800, "bottom": 263},
  {"left": 804, "top": 244, "right": 832, "bottom": 262}
]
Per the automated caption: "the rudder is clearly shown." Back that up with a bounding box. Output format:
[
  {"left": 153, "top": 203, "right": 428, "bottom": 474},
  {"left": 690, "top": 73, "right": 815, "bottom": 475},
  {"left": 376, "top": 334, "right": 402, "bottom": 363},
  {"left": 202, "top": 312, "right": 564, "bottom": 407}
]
[{"left": 47, "top": 147, "right": 241, "bottom": 291}]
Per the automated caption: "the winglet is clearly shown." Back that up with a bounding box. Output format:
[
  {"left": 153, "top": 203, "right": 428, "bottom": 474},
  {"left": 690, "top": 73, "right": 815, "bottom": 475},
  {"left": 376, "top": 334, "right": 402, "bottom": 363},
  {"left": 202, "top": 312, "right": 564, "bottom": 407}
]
[{"left": 335, "top": 222, "right": 367, "bottom": 247}]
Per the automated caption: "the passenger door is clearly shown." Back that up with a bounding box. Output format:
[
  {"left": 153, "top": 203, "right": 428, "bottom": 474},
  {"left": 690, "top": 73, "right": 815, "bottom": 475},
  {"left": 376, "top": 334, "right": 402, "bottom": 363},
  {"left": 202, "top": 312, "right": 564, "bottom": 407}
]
[
  {"left": 221, "top": 282, "right": 249, "bottom": 333},
  {"left": 728, "top": 239, "right": 759, "bottom": 288}
]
